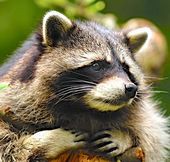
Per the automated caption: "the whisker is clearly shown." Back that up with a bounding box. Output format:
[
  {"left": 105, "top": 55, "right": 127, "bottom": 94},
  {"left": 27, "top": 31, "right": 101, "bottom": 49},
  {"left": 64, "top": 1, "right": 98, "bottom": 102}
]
[
  {"left": 60, "top": 79, "right": 96, "bottom": 86},
  {"left": 59, "top": 91, "right": 90, "bottom": 101},
  {"left": 144, "top": 75, "right": 168, "bottom": 81},
  {"left": 149, "top": 90, "right": 168, "bottom": 94},
  {"left": 69, "top": 70, "right": 91, "bottom": 79},
  {"left": 72, "top": 94, "right": 85, "bottom": 103},
  {"left": 56, "top": 85, "right": 84, "bottom": 91},
  {"left": 137, "top": 91, "right": 148, "bottom": 95},
  {"left": 137, "top": 89, "right": 168, "bottom": 94},
  {"left": 56, "top": 87, "right": 92, "bottom": 101},
  {"left": 57, "top": 89, "right": 92, "bottom": 99},
  {"left": 57, "top": 85, "right": 93, "bottom": 95},
  {"left": 56, "top": 89, "right": 91, "bottom": 103}
]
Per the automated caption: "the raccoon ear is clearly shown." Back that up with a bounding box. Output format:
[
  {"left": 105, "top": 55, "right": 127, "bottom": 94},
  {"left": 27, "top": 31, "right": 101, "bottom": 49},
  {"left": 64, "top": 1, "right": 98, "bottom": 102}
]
[
  {"left": 42, "top": 11, "right": 73, "bottom": 46},
  {"left": 126, "top": 27, "right": 150, "bottom": 53}
]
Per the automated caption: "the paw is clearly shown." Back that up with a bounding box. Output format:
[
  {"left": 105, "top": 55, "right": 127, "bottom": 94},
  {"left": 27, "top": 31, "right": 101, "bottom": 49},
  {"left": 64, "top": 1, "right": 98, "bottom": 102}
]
[
  {"left": 23, "top": 128, "right": 87, "bottom": 159},
  {"left": 66, "top": 129, "right": 88, "bottom": 148},
  {"left": 88, "top": 130, "right": 132, "bottom": 158}
]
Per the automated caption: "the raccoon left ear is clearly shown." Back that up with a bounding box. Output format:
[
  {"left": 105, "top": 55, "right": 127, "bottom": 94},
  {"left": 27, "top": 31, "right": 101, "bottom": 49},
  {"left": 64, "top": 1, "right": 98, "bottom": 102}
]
[
  {"left": 42, "top": 11, "right": 73, "bottom": 46},
  {"left": 126, "top": 27, "right": 150, "bottom": 53}
]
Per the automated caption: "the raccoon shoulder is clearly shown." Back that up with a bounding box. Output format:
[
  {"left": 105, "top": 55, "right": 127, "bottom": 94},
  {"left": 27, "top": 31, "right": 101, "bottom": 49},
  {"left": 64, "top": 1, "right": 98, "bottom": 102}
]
[{"left": 0, "top": 32, "right": 43, "bottom": 82}]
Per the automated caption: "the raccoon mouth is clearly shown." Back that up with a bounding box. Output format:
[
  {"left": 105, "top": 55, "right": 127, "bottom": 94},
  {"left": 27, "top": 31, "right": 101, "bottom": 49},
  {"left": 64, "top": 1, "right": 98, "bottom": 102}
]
[
  {"left": 84, "top": 96, "right": 133, "bottom": 111},
  {"left": 94, "top": 96, "right": 133, "bottom": 107}
]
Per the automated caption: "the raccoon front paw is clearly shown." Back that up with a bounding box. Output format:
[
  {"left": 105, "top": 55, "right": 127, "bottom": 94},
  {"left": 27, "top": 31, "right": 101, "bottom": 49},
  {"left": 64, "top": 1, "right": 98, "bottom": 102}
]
[
  {"left": 23, "top": 128, "right": 87, "bottom": 159},
  {"left": 66, "top": 129, "right": 88, "bottom": 147},
  {"left": 89, "top": 131, "right": 121, "bottom": 157},
  {"left": 88, "top": 130, "right": 132, "bottom": 159}
]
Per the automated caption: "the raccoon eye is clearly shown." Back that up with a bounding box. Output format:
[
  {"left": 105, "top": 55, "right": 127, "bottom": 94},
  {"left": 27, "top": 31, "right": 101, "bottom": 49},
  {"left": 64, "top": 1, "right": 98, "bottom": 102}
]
[{"left": 91, "top": 62, "right": 102, "bottom": 71}]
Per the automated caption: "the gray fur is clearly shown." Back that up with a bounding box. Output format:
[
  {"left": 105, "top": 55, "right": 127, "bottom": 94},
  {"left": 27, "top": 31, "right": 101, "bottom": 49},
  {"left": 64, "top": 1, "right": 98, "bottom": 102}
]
[{"left": 0, "top": 11, "right": 169, "bottom": 162}]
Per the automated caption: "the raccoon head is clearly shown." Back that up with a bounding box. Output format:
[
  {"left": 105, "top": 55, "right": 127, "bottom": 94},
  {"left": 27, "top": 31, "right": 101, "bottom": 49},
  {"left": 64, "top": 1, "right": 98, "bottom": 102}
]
[{"left": 35, "top": 11, "right": 150, "bottom": 113}]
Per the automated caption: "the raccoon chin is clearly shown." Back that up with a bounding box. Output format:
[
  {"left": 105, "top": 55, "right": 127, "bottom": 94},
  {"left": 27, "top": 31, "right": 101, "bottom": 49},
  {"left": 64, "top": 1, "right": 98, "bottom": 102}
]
[{"left": 84, "top": 97, "right": 133, "bottom": 112}]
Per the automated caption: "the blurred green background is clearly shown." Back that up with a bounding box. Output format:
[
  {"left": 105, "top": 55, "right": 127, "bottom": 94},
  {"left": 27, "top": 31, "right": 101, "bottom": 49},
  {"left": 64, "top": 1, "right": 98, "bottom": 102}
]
[{"left": 0, "top": 0, "right": 169, "bottom": 115}]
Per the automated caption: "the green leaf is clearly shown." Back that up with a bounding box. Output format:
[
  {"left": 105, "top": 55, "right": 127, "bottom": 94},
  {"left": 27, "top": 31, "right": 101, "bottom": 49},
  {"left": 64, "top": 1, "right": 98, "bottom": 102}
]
[{"left": 0, "top": 83, "right": 9, "bottom": 91}]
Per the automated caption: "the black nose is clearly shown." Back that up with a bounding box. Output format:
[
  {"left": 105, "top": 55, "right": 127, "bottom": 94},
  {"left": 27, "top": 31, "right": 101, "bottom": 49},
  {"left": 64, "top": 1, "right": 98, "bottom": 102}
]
[{"left": 125, "top": 83, "right": 137, "bottom": 98}]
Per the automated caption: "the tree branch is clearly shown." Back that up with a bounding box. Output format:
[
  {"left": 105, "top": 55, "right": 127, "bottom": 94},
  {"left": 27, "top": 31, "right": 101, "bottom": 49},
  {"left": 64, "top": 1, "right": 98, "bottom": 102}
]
[{"left": 49, "top": 147, "right": 145, "bottom": 162}]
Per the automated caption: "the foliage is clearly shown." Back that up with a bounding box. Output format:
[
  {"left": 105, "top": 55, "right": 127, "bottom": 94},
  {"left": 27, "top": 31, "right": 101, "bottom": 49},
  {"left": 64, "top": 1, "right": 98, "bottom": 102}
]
[
  {"left": 35, "top": 0, "right": 105, "bottom": 19},
  {"left": 34, "top": 0, "right": 118, "bottom": 29},
  {"left": 0, "top": 83, "right": 8, "bottom": 91}
]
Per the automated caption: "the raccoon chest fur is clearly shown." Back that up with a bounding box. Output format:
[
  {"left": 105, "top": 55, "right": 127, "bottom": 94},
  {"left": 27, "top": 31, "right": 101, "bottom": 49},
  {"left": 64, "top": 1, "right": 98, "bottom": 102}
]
[{"left": 49, "top": 100, "right": 131, "bottom": 133}]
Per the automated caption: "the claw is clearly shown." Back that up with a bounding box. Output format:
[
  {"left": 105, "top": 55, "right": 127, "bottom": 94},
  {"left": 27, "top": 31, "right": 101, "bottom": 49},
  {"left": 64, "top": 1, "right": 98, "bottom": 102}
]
[
  {"left": 90, "top": 133, "right": 111, "bottom": 142},
  {"left": 92, "top": 141, "right": 113, "bottom": 149},
  {"left": 88, "top": 130, "right": 130, "bottom": 158},
  {"left": 74, "top": 132, "right": 88, "bottom": 142}
]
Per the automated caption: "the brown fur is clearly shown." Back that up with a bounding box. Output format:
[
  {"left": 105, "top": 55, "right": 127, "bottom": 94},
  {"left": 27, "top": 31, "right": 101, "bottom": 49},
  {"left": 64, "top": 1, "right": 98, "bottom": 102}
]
[{"left": 0, "top": 11, "right": 169, "bottom": 162}]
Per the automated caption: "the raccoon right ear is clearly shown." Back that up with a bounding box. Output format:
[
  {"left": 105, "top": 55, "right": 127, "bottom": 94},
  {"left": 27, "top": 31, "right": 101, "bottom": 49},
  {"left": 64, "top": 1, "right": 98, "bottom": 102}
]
[
  {"left": 42, "top": 11, "right": 73, "bottom": 46},
  {"left": 126, "top": 27, "right": 151, "bottom": 53}
]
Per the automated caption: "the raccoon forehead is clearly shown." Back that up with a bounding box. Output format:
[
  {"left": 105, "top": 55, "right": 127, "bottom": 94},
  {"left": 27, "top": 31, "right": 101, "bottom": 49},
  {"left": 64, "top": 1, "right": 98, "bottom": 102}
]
[
  {"left": 54, "top": 27, "right": 125, "bottom": 68},
  {"left": 48, "top": 47, "right": 113, "bottom": 70},
  {"left": 73, "top": 23, "right": 128, "bottom": 64}
]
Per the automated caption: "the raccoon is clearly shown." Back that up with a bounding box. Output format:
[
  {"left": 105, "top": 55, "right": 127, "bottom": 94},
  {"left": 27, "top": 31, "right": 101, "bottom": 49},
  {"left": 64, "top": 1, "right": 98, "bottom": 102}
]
[{"left": 0, "top": 11, "right": 169, "bottom": 162}]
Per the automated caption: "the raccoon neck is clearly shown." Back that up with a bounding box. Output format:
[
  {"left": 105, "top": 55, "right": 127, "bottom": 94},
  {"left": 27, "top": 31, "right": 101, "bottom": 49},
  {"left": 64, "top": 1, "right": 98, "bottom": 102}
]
[{"left": 47, "top": 99, "right": 134, "bottom": 133}]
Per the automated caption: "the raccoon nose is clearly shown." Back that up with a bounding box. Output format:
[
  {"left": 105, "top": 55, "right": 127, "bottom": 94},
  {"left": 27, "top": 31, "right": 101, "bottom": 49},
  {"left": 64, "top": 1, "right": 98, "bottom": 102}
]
[{"left": 125, "top": 83, "right": 137, "bottom": 98}]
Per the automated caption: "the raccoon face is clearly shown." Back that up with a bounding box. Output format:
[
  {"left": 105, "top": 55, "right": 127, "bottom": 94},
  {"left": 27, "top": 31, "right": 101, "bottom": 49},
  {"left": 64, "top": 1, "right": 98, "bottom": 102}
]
[{"left": 41, "top": 11, "right": 149, "bottom": 112}]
